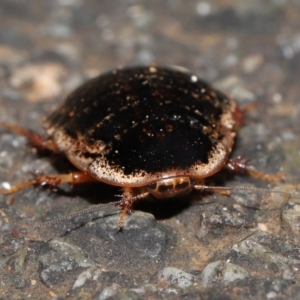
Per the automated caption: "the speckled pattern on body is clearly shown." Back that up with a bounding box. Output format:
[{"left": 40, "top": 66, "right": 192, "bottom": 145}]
[{"left": 45, "top": 66, "right": 237, "bottom": 187}]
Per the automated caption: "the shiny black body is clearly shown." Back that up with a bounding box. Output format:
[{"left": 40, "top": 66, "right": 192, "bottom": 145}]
[{"left": 46, "top": 66, "right": 235, "bottom": 183}]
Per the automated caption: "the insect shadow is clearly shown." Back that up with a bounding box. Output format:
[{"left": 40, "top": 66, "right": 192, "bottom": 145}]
[
  {"left": 41, "top": 152, "right": 252, "bottom": 223},
  {"left": 28, "top": 153, "right": 191, "bottom": 222}
]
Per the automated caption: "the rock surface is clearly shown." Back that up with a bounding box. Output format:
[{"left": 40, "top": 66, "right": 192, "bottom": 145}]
[{"left": 1, "top": 1, "right": 300, "bottom": 299}]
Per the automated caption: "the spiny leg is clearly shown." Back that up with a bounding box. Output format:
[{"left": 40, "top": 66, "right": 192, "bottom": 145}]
[
  {"left": 0, "top": 172, "right": 97, "bottom": 195},
  {"left": 117, "top": 188, "right": 134, "bottom": 229},
  {"left": 226, "top": 156, "right": 285, "bottom": 182},
  {"left": 117, "top": 188, "right": 149, "bottom": 229},
  {"left": 194, "top": 155, "right": 284, "bottom": 195},
  {"left": 0, "top": 122, "right": 59, "bottom": 153}
]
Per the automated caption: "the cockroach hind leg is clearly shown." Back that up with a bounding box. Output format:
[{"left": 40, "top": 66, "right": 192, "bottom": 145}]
[
  {"left": 234, "top": 102, "right": 260, "bottom": 127},
  {"left": 0, "top": 121, "right": 59, "bottom": 153},
  {"left": 247, "top": 168, "right": 285, "bottom": 182},
  {"left": 226, "top": 156, "right": 285, "bottom": 182}
]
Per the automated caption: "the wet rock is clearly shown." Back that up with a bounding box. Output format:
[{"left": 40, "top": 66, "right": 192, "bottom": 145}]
[
  {"left": 14, "top": 277, "right": 28, "bottom": 289},
  {"left": 195, "top": 203, "right": 254, "bottom": 243},
  {"left": 96, "top": 291, "right": 143, "bottom": 300},
  {"left": 200, "top": 260, "right": 249, "bottom": 288},
  {"left": 130, "top": 284, "right": 157, "bottom": 295},
  {"left": 38, "top": 238, "right": 96, "bottom": 287},
  {"left": 215, "top": 76, "right": 256, "bottom": 102},
  {"left": 281, "top": 199, "right": 300, "bottom": 244},
  {"left": 95, "top": 283, "right": 121, "bottom": 300},
  {"left": 1, "top": 0, "right": 300, "bottom": 299},
  {"left": 72, "top": 268, "right": 101, "bottom": 289},
  {"left": 258, "top": 184, "right": 299, "bottom": 210},
  {"left": 0, "top": 233, "right": 28, "bottom": 274},
  {"left": 67, "top": 268, "right": 135, "bottom": 298},
  {"left": 234, "top": 0, "right": 283, "bottom": 18},
  {"left": 231, "top": 231, "right": 300, "bottom": 280},
  {"left": 242, "top": 53, "right": 264, "bottom": 74},
  {"left": 225, "top": 183, "right": 297, "bottom": 212},
  {"left": 9, "top": 63, "right": 67, "bottom": 102},
  {"left": 158, "top": 267, "right": 196, "bottom": 289},
  {"left": 95, "top": 270, "right": 135, "bottom": 289},
  {"left": 202, "top": 278, "right": 300, "bottom": 300},
  {"left": 71, "top": 211, "right": 175, "bottom": 274},
  {"left": 230, "top": 184, "right": 263, "bottom": 209}
]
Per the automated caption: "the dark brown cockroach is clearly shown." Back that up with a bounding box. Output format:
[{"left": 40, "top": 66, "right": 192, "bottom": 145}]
[{"left": 0, "top": 66, "right": 295, "bottom": 229}]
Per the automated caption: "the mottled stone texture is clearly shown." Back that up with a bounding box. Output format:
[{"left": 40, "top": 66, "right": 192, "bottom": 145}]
[{"left": 1, "top": 1, "right": 300, "bottom": 299}]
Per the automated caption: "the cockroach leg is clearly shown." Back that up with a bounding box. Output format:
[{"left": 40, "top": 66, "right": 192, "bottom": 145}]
[
  {"left": 117, "top": 188, "right": 149, "bottom": 230},
  {"left": 0, "top": 122, "right": 59, "bottom": 153},
  {"left": 226, "top": 156, "right": 285, "bottom": 182},
  {"left": 234, "top": 102, "right": 259, "bottom": 126},
  {"left": 0, "top": 172, "right": 97, "bottom": 195}
]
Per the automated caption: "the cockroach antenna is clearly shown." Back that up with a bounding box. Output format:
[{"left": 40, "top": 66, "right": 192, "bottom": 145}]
[
  {"left": 28, "top": 200, "right": 123, "bottom": 230},
  {"left": 194, "top": 184, "right": 300, "bottom": 197}
]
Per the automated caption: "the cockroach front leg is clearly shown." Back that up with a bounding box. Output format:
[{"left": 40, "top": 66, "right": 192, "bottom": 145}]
[
  {"left": 116, "top": 188, "right": 149, "bottom": 230},
  {"left": 0, "top": 172, "right": 97, "bottom": 195}
]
